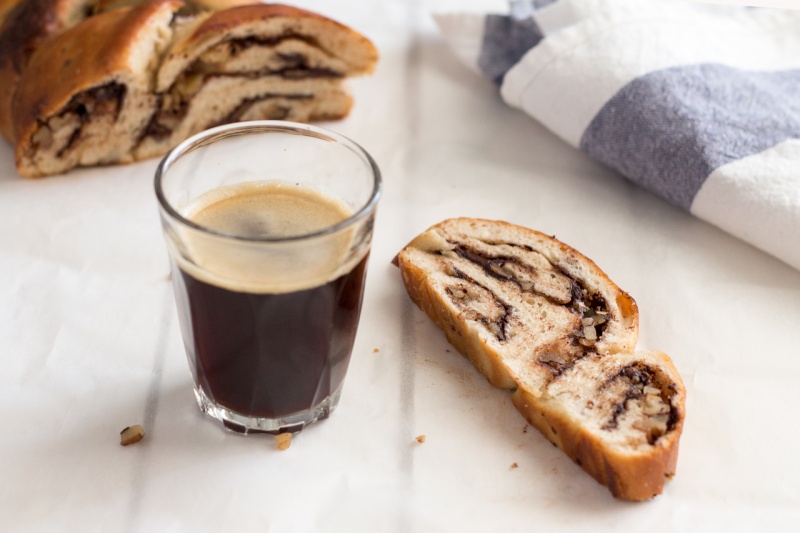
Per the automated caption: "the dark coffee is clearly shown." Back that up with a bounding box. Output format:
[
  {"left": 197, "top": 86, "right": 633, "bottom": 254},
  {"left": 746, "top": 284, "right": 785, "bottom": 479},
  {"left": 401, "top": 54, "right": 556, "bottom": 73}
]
[
  {"left": 171, "top": 182, "right": 369, "bottom": 420},
  {"left": 174, "top": 255, "right": 367, "bottom": 418}
]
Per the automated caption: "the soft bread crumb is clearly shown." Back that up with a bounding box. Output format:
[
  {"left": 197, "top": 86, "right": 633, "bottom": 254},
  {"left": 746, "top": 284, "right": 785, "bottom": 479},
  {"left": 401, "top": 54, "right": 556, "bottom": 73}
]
[
  {"left": 120, "top": 425, "right": 145, "bottom": 446},
  {"left": 275, "top": 433, "right": 292, "bottom": 451}
]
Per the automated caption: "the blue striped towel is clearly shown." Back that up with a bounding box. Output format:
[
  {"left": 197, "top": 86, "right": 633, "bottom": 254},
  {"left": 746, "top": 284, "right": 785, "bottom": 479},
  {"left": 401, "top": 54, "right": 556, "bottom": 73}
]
[{"left": 436, "top": 0, "right": 800, "bottom": 270}]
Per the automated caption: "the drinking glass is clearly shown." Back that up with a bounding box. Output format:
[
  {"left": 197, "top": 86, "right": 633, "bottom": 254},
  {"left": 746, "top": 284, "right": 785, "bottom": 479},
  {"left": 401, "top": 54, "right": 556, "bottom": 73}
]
[{"left": 155, "top": 121, "right": 381, "bottom": 434}]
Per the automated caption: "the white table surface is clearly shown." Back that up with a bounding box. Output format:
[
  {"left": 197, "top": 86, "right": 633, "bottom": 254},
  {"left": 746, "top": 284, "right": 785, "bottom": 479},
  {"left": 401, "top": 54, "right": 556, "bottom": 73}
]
[{"left": 2, "top": 1, "right": 799, "bottom": 531}]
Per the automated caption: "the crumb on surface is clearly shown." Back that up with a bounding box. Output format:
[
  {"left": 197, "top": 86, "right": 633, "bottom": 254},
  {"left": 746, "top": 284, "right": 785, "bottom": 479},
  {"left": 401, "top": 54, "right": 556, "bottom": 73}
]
[
  {"left": 511, "top": 462, "right": 519, "bottom": 469},
  {"left": 120, "top": 425, "right": 145, "bottom": 446},
  {"left": 416, "top": 434, "right": 426, "bottom": 443},
  {"left": 373, "top": 348, "right": 379, "bottom": 353},
  {"left": 275, "top": 433, "right": 292, "bottom": 451}
]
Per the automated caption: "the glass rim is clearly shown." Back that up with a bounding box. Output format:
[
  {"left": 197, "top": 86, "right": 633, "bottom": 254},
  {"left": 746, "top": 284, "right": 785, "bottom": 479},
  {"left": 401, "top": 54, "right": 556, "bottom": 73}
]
[{"left": 154, "top": 120, "right": 382, "bottom": 244}]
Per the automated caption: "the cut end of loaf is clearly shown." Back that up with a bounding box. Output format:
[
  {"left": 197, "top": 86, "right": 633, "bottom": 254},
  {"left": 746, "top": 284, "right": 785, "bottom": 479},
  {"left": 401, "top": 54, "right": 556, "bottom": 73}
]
[{"left": 395, "top": 218, "right": 685, "bottom": 501}]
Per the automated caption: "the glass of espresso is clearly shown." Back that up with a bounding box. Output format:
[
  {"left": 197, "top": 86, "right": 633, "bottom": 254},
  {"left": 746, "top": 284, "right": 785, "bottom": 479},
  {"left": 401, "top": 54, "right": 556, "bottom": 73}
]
[{"left": 154, "top": 121, "right": 381, "bottom": 434}]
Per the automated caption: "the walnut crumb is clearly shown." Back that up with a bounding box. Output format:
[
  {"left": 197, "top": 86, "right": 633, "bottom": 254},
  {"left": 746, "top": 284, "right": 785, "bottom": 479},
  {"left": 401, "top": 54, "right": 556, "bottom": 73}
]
[
  {"left": 275, "top": 433, "right": 292, "bottom": 451},
  {"left": 415, "top": 435, "right": 426, "bottom": 443},
  {"left": 120, "top": 425, "right": 145, "bottom": 446},
  {"left": 511, "top": 462, "right": 519, "bottom": 469}
]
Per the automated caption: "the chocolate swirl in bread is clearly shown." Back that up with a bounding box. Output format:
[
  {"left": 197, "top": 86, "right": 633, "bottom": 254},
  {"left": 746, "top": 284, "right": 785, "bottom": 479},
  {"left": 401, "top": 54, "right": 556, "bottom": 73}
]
[
  {"left": 0, "top": 0, "right": 377, "bottom": 177},
  {"left": 394, "top": 218, "right": 685, "bottom": 501}
]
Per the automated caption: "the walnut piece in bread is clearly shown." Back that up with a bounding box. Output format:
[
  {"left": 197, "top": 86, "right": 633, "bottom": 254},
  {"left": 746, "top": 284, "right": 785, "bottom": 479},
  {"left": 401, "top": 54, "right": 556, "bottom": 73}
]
[{"left": 394, "top": 218, "right": 685, "bottom": 501}]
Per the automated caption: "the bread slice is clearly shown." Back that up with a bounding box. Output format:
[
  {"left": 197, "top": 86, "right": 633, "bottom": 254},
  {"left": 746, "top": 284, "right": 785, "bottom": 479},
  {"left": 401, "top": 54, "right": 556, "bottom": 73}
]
[
  {"left": 394, "top": 218, "right": 685, "bottom": 500},
  {"left": 3, "top": 0, "right": 378, "bottom": 177}
]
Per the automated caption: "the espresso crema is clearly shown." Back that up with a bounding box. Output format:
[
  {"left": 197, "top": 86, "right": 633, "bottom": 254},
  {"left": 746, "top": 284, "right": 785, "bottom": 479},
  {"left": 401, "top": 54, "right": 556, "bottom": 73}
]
[{"left": 173, "top": 181, "right": 367, "bottom": 295}]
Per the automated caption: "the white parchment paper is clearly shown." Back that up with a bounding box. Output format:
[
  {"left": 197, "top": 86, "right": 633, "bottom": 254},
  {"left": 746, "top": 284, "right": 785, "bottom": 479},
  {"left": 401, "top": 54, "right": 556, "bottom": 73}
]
[{"left": 1, "top": 1, "right": 799, "bottom": 531}]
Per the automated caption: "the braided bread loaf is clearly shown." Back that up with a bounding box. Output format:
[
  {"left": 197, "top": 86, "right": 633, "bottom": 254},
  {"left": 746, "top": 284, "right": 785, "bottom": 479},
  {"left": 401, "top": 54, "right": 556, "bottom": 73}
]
[
  {"left": 394, "top": 218, "right": 685, "bottom": 501},
  {"left": 0, "top": 0, "right": 377, "bottom": 177}
]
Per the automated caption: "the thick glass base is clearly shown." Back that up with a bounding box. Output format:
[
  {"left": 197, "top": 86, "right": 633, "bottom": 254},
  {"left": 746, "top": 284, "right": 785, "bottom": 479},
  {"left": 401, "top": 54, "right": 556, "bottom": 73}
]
[{"left": 193, "top": 384, "right": 343, "bottom": 435}]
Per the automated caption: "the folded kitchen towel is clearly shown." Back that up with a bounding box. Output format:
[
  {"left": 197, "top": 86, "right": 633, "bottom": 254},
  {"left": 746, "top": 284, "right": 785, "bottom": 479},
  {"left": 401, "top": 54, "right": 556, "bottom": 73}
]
[{"left": 436, "top": 0, "right": 800, "bottom": 270}]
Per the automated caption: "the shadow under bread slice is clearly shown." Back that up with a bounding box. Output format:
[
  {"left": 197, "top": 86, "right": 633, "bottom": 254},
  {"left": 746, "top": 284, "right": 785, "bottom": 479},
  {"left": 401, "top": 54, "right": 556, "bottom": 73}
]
[{"left": 393, "top": 218, "right": 685, "bottom": 501}]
